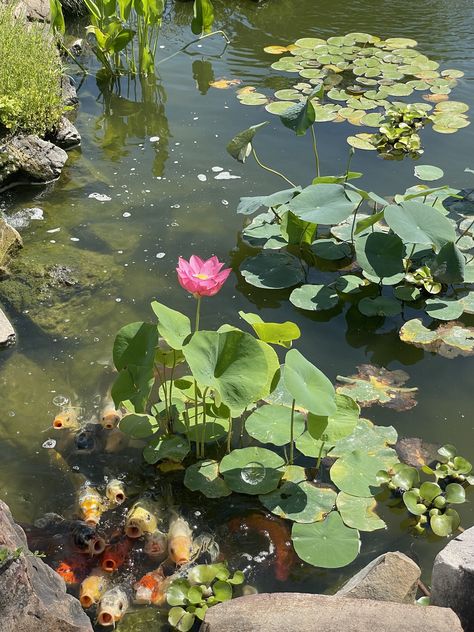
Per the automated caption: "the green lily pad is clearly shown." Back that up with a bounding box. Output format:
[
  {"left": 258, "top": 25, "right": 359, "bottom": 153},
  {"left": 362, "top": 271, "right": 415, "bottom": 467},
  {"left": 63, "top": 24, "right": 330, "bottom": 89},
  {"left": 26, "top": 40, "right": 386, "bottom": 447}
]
[
  {"left": 399, "top": 319, "right": 474, "bottom": 358},
  {"left": 384, "top": 37, "right": 418, "bottom": 48},
  {"left": 290, "top": 284, "right": 339, "bottom": 311},
  {"left": 347, "top": 133, "right": 377, "bottom": 150},
  {"left": 394, "top": 285, "right": 422, "bottom": 301},
  {"left": 434, "top": 101, "right": 469, "bottom": 113},
  {"left": 425, "top": 298, "right": 464, "bottom": 321},
  {"left": 260, "top": 481, "right": 336, "bottom": 523},
  {"left": 331, "top": 419, "right": 398, "bottom": 459},
  {"left": 292, "top": 512, "right": 360, "bottom": 568},
  {"left": 414, "top": 165, "right": 444, "bottom": 181},
  {"left": 307, "top": 393, "right": 360, "bottom": 443},
  {"left": 284, "top": 348, "right": 337, "bottom": 416},
  {"left": 312, "top": 104, "right": 339, "bottom": 122},
  {"left": 330, "top": 449, "right": 390, "bottom": 497},
  {"left": 295, "top": 430, "right": 334, "bottom": 458},
  {"left": 184, "top": 460, "right": 232, "bottom": 498},
  {"left": 295, "top": 37, "right": 326, "bottom": 48},
  {"left": 335, "top": 274, "right": 368, "bottom": 294},
  {"left": 265, "top": 100, "right": 296, "bottom": 115},
  {"left": 289, "top": 183, "right": 360, "bottom": 224},
  {"left": 384, "top": 200, "right": 455, "bottom": 248},
  {"left": 143, "top": 434, "right": 190, "bottom": 464},
  {"left": 245, "top": 404, "right": 305, "bottom": 446},
  {"left": 311, "top": 238, "right": 352, "bottom": 260},
  {"left": 241, "top": 251, "right": 305, "bottom": 289},
  {"left": 219, "top": 447, "right": 285, "bottom": 495},
  {"left": 357, "top": 296, "right": 402, "bottom": 317},
  {"left": 274, "top": 89, "right": 303, "bottom": 100},
  {"left": 361, "top": 112, "right": 384, "bottom": 127},
  {"left": 238, "top": 93, "right": 269, "bottom": 106},
  {"left": 336, "top": 364, "right": 418, "bottom": 411},
  {"left": 336, "top": 492, "right": 386, "bottom": 531},
  {"left": 355, "top": 232, "right": 405, "bottom": 282}
]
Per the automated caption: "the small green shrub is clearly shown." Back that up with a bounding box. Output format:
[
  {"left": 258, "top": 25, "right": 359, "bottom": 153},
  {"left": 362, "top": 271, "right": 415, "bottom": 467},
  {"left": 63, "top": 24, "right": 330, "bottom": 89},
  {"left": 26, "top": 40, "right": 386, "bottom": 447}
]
[{"left": 0, "top": 4, "right": 64, "bottom": 137}]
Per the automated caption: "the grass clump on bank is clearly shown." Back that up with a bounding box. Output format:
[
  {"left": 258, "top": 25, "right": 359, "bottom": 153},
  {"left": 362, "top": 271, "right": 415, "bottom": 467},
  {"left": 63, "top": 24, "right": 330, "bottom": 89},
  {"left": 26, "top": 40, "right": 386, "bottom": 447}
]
[{"left": 0, "top": 4, "right": 64, "bottom": 137}]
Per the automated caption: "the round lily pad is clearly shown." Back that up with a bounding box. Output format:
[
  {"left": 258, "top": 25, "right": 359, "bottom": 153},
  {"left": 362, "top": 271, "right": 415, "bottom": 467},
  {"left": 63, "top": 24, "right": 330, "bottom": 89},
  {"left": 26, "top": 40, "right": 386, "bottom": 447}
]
[
  {"left": 336, "top": 492, "right": 386, "bottom": 531},
  {"left": 274, "top": 89, "right": 302, "bottom": 100},
  {"left": 184, "top": 460, "right": 232, "bottom": 498},
  {"left": 414, "top": 165, "right": 444, "bottom": 181},
  {"left": 265, "top": 100, "right": 295, "bottom": 115},
  {"left": 361, "top": 112, "right": 384, "bottom": 127},
  {"left": 357, "top": 296, "right": 402, "bottom": 317},
  {"left": 260, "top": 481, "right": 336, "bottom": 523},
  {"left": 245, "top": 404, "right": 305, "bottom": 446},
  {"left": 143, "top": 434, "right": 190, "bottom": 464},
  {"left": 311, "top": 238, "right": 352, "bottom": 260},
  {"left": 290, "top": 284, "right": 339, "bottom": 311},
  {"left": 292, "top": 512, "right": 360, "bottom": 568},
  {"left": 219, "top": 447, "right": 285, "bottom": 495},
  {"left": 425, "top": 298, "right": 464, "bottom": 321},
  {"left": 295, "top": 37, "right": 326, "bottom": 49},
  {"left": 435, "top": 101, "right": 469, "bottom": 113},
  {"left": 330, "top": 449, "right": 388, "bottom": 497},
  {"left": 241, "top": 251, "right": 305, "bottom": 289},
  {"left": 238, "top": 93, "right": 268, "bottom": 106},
  {"left": 307, "top": 393, "right": 360, "bottom": 443},
  {"left": 335, "top": 274, "right": 368, "bottom": 294},
  {"left": 347, "top": 134, "right": 376, "bottom": 150}
]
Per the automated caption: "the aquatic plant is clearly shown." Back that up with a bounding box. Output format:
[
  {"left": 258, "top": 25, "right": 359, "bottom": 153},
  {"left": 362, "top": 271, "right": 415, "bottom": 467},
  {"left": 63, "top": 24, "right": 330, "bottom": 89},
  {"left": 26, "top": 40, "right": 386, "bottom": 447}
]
[
  {"left": 225, "top": 118, "right": 474, "bottom": 353},
  {"left": 110, "top": 259, "right": 471, "bottom": 571},
  {"left": 0, "top": 4, "right": 64, "bottom": 137},
  {"left": 167, "top": 562, "right": 244, "bottom": 631},
  {"left": 378, "top": 445, "right": 473, "bottom": 536},
  {"left": 236, "top": 33, "right": 469, "bottom": 157}
]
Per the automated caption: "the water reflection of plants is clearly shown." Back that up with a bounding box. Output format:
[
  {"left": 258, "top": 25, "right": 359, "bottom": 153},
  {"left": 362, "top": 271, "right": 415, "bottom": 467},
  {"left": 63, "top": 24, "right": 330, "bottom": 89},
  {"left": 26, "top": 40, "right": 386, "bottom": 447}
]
[
  {"left": 110, "top": 258, "right": 472, "bottom": 572},
  {"left": 225, "top": 103, "right": 474, "bottom": 353},
  {"left": 237, "top": 33, "right": 469, "bottom": 157}
]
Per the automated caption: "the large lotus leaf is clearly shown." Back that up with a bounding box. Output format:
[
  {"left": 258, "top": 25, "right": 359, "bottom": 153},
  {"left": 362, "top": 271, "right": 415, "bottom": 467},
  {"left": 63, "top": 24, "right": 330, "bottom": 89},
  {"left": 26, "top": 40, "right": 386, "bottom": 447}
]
[
  {"left": 292, "top": 512, "right": 360, "bottom": 568},
  {"left": 113, "top": 322, "right": 158, "bottom": 370},
  {"left": 263, "top": 365, "right": 293, "bottom": 408},
  {"left": 384, "top": 200, "right": 455, "bottom": 248},
  {"left": 241, "top": 251, "right": 305, "bottom": 289},
  {"left": 311, "top": 238, "right": 352, "bottom": 260},
  {"left": 151, "top": 302, "right": 191, "bottom": 350},
  {"left": 355, "top": 232, "right": 405, "bottom": 282},
  {"left": 430, "top": 242, "right": 465, "bottom": 284},
  {"left": 331, "top": 419, "right": 398, "bottom": 459},
  {"left": 330, "top": 449, "right": 389, "bottom": 497},
  {"left": 219, "top": 447, "right": 285, "bottom": 494},
  {"left": 245, "top": 404, "right": 305, "bottom": 446},
  {"left": 241, "top": 212, "right": 286, "bottom": 249},
  {"left": 284, "top": 348, "right": 337, "bottom": 416},
  {"left": 336, "top": 492, "right": 386, "bottom": 531},
  {"left": 335, "top": 275, "right": 368, "bottom": 294},
  {"left": 307, "top": 394, "right": 359, "bottom": 443},
  {"left": 425, "top": 297, "right": 464, "bottom": 321},
  {"left": 288, "top": 184, "right": 360, "bottom": 225},
  {"left": 175, "top": 408, "right": 230, "bottom": 443},
  {"left": 399, "top": 319, "right": 474, "bottom": 358},
  {"left": 289, "top": 284, "right": 339, "bottom": 311},
  {"left": 357, "top": 296, "right": 402, "bottom": 317},
  {"left": 112, "top": 364, "right": 154, "bottom": 413},
  {"left": 184, "top": 460, "right": 232, "bottom": 498},
  {"left": 430, "top": 508, "right": 461, "bottom": 536},
  {"left": 239, "top": 311, "right": 300, "bottom": 348},
  {"left": 279, "top": 96, "right": 315, "bottom": 135},
  {"left": 260, "top": 481, "right": 336, "bottom": 523},
  {"left": 183, "top": 330, "right": 269, "bottom": 410},
  {"left": 143, "top": 434, "right": 190, "bottom": 464},
  {"left": 295, "top": 431, "right": 335, "bottom": 458},
  {"left": 120, "top": 413, "right": 159, "bottom": 438},
  {"left": 237, "top": 187, "right": 301, "bottom": 215},
  {"left": 227, "top": 122, "right": 269, "bottom": 163},
  {"left": 336, "top": 364, "right": 418, "bottom": 411}
]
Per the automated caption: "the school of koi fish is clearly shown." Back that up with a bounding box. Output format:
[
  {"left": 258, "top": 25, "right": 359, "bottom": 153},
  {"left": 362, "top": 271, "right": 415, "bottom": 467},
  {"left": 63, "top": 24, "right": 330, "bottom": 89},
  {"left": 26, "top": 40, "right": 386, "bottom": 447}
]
[{"left": 23, "top": 398, "right": 295, "bottom": 628}]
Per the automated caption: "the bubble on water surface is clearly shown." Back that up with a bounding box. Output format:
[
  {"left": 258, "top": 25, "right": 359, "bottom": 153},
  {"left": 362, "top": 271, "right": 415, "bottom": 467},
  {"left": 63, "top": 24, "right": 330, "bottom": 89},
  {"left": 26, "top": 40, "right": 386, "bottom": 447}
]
[
  {"left": 123, "top": 212, "right": 131, "bottom": 218},
  {"left": 197, "top": 174, "right": 207, "bottom": 181},
  {"left": 52, "top": 395, "right": 69, "bottom": 407},
  {"left": 156, "top": 252, "right": 166, "bottom": 259},
  {"left": 240, "top": 462, "right": 265, "bottom": 485},
  {"left": 212, "top": 166, "right": 224, "bottom": 172},
  {"left": 150, "top": 136, "right": 160, "bottom": 142},
  {"left": 42, "top": 439, "right": 57, "bottom": 449},
  {"left": 89, "top": 193, "right": 111, "bottom": 202}
]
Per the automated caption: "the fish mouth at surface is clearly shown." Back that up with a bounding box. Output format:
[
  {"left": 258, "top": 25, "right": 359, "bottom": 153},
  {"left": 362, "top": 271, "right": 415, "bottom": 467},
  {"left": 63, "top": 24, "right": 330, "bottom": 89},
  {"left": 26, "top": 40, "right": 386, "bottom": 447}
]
[
  {"left": 89, "top": 538, "right": 106, "bottom": 555},
  {"left": 126, "top": 525, "right": 142, "bottom": 538},
  {"left": 80, "top": 594, "right": 93, "bottom": 608},
  {"left": 98, "top": 611, "right": 114, "bottom": 625}
]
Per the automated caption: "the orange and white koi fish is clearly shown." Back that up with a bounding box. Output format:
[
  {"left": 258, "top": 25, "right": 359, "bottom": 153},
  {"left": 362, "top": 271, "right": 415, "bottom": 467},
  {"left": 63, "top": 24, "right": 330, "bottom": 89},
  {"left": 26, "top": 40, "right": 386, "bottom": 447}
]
[
  {"left": 144, "top": 528, "right": 168, "bottom": 560},
  {"left": 78, "top": 484, "right": 106, "bottom": 526},
  {"left": 55, "top": 555, "right": 92, "bottom": 585},
  {"left": 105, "top": 479, "right": 126, "bottom": 505},
  {"left": 52, "top": 407, "right": 81, "bottom": 430},
  {"left": 79, "top": 569, "right": 109, "bottom": 608},
  {"left": 125, "top": 498, "right": 162, "bottom": 538},
  {"left": 228, "top": 513, "right": 296, "bottom": 581},
  {"left": 100, "top": 536, "right": 132, "bottom": 573},
  {"left": 97, "top": 585, "right": 131, "bottom": 627},
  {"left": 168, "top": 512, "right": 193, "bottom": 566},
  {"left": 134, "top": 566, "right": 169, "bottom": 606}
]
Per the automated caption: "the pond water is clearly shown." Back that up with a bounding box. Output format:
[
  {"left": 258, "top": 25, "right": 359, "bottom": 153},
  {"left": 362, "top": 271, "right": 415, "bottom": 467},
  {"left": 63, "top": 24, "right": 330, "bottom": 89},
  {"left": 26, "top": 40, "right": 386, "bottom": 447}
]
[{"left": 1, "top": 0, "right": 474, "bottom": 628}]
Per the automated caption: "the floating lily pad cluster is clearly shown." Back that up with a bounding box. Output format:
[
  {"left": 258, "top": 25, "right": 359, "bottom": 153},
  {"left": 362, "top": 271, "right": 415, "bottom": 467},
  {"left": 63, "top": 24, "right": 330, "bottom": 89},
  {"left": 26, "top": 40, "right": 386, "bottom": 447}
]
[
  {"left": 236, "top": 33, "right": 469, "bottom": 154},
  {"left": 378, "top": 444, "right": 473, "bottom": 536}
]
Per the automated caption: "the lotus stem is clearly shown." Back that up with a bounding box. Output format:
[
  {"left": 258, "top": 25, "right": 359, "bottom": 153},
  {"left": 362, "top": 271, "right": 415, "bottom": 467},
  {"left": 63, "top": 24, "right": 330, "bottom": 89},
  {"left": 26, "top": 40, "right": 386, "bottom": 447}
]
[
  {"left": 251, "top": 148, "right": 296, "bottom": 188},
  {"left": 315, "top": 439, "right": 326, "bottom": 473},
  {"left": 289, "top": 399, "right": 296, "bottom": 465},
  {"left": 310, "top": 125, "right": 320, "bottom": 178},
  {"left": 200, "top": 388, "right": 209, "bottom": 459},
  {"left": 350, "top": 200, "right": 363, "bottom": 244},
  {"left": 456, "top": 218, "right": 474, "bottom": 244},
  {"left": 226, "top": 414, "right": 233, "bottom": 453},
  {"left": 344, "top": 147, "right": 355, "bottom": 184},
  {"left": 405, "top": 244, "right": 416, "bottom": 273}
]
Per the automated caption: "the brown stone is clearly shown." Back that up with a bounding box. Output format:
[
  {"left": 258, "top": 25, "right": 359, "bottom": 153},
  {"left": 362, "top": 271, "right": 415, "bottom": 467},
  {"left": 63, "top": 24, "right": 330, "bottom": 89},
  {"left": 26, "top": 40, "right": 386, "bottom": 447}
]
[
  {"left": 0, "top": 499, "right": 93, "bottom": 632},
  {"left": 0, "top": 307, "right": 15, "bottom": 346},
  {"left": 0, "top": 218, "right": 22, "bottom": 267},
  {"left": 335, "top": 551, "right": 421, "bottom": 603},
  {"left": 200, "top": 593, "right": 463, "bottom": 632}
]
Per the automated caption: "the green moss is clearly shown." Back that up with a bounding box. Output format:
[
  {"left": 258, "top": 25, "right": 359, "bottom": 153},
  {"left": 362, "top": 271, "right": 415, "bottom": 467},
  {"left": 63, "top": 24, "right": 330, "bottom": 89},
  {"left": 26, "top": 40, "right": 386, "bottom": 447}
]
[{"left": 0, "top": 5, "right": 64, "bottom": 137}]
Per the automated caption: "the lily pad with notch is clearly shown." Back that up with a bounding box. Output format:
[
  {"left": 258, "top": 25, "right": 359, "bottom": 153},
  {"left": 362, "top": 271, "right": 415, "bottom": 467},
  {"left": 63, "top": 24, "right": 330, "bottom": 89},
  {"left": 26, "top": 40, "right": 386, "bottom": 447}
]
[
  {"left": 260, "top": 481, "right": 336, "bottom": 523},
  {"left": 290, "top": 284, "right": 339, "bottom": 312},
  {"left": 241, "top": 251, "right": 305, "bottom": 289},
  {"left": 219, "top": 447, "right": 285, "bottom": 495},
  {"left": 336, "top": 492, "right": 386, "bottom": 531}
]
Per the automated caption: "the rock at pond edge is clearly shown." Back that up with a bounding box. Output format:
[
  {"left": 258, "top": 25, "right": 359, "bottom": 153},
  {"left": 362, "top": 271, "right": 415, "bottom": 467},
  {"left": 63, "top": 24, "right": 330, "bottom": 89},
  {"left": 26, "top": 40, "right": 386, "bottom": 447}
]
[{"left": 0, "top": 307, "right": 15, "bottom": 346}]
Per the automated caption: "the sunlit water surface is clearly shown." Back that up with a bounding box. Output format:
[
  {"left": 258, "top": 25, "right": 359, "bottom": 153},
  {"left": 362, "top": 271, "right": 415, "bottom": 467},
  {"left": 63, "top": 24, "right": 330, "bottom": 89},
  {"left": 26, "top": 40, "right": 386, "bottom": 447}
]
[{"left": 1, "top": 0, "right": 474, "bottom": 628}]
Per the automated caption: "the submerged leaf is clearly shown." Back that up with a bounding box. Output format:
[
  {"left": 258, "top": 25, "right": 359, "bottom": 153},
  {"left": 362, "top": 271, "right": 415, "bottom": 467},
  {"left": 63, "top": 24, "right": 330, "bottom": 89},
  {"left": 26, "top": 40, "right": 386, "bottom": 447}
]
[
  {"left": 399, "top": 319, "right": 474, "bottom": 358},
  {"left": 336, "top": 364, "right": 418, "bottom": 411}
]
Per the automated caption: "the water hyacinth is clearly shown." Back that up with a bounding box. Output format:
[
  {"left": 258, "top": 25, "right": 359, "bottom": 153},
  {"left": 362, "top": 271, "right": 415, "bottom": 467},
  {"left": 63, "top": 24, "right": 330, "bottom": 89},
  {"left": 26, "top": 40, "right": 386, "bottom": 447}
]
[{"left": 176, "top": 255, "right": 231, "bottom": 298}]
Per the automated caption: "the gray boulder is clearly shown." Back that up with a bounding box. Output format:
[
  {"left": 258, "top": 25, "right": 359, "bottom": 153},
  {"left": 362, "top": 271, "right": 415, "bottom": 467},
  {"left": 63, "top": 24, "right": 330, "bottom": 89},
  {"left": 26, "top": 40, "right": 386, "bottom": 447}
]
[
  {"left": 61, "top": 75, "right": 79, "bottom": 108},
  {"left": 51, "top": 116, "right": 81, "bottom": 149},
  {"left": 0, "top": 307, "right": 15, "bottom": 346},
  {"left": 335, "top": 551, "right": 421, "bottom": 603},
  {"left": 0, "top": 218, "right": 22, "bottom": 267},
  {"left": 11, "top": 0, "right": 50, "bottom": 21},
  {"left": 0, "top": 499, "right": 93, "bottom": 632},
  {"left": 431, "top": 525, "right": 474, "bottom": 631},
  {"left": 200, "top": 593, "right": 463, "bottom": 632},
  {"left": 0, "top": 135, "right": 68, "bottom": 188}
]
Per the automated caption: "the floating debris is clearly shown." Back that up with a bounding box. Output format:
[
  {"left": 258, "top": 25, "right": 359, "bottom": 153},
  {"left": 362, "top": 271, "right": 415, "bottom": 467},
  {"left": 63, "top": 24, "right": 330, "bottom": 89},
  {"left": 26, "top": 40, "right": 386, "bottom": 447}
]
[
  {"left": 197, "top": 174, "right": 207, "bottom": 181},
  {"left": 88, "top": 193, "right": 112, "bottom": 202},
  {"left": 214, "top": 171, "right": 241, "bottom": 180},
  {"left": 399, "top": 318, "right": 474, "bottom": 358},
  {"left": 149, "top": 136, "right": 160, "bottom": 142},
  {"left": 42, "top": 439, "right": 57, "bottom": 449}
]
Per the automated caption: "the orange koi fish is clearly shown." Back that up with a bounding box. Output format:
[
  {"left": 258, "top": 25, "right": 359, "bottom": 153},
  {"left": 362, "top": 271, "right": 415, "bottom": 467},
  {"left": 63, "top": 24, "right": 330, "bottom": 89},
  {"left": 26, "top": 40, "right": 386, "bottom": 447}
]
[
  {"left": 100, "top": 536, "right": 132, "bottom": 573},
  {"left": 134, "top": 566, "right": 169, "bottom": 606},
  {"left": 168, "top": 512, "right": 193, "bottom": 566},
  {"left": 228, "top": 513, "right": 296, "bottom": 581},
  {"left": 52, "top": 406, "right": 81, "bottom": 430},
  {"left": 100, "top": 399, "right": 123, "bottom": 430},
  {"left": 78, "top": 484, "right": 106, "bottom": 526},
  {"left": 55, "top": 555, "right": 92, "bottom": 585}
]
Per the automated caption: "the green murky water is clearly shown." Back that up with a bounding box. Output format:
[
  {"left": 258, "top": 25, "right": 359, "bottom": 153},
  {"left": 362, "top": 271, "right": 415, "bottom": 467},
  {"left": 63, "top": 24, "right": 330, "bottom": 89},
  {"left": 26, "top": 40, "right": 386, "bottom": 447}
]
[{"left": 1, "top": 0, "right": 474, "bottom": 625}]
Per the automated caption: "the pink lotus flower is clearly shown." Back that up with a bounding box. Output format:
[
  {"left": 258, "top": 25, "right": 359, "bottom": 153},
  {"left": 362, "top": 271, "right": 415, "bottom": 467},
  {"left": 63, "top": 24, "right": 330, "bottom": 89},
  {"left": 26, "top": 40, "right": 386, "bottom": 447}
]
[{"left": 176, "top": 255, "right": 231, "bottom": 298}]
